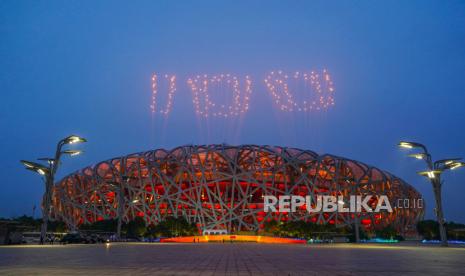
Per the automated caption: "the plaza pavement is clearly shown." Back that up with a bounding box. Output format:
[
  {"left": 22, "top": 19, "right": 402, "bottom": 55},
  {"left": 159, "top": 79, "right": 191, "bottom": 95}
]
[{"left": 0, "top": 242, "right": 464, "bottom": 275}]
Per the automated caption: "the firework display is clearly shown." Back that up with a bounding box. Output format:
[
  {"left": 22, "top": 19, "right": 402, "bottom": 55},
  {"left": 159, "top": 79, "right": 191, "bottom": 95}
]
[
  {"left": 264, "top": 70, "right": 335, "bottom": 112},
  {"left": 150, "top": 74, "right": 177, "bottom": 115},
  {"left": 151, "top": 70, "right": 334, "bottom": 117},
  {"left": 187, "top": 74, "right": 252, "bottom": 118}
]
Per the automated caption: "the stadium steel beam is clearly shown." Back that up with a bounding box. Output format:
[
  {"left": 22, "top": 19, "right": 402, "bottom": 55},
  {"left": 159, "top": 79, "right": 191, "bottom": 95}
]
[
  {"left": 108, "top": 174, "right": 138, "bottom": 240},
  {"left": 51, "top": 145, "right": 424, "bottom": 237},
  {"left": 20, "top": 135, "right": 86, "bottom": 244},
  {"left": 106, "top": 181, "right": 124, "bottom": 240},
  {"left": 399, "top": 141, "right": 464, "bottom": 247}
]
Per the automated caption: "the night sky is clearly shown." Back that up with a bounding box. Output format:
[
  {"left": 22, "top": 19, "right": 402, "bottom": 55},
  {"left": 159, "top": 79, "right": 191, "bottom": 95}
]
[{"left": 1, "top": 1, "right": 465, "bottom": 222}]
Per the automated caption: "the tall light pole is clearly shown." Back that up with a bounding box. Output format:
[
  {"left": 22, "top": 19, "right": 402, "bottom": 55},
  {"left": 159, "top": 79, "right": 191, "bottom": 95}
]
[
  {"left": 398, "top": 141, "right": 464, "bottom": 247},
  {"left": 21, "top": 135, "right": 86, "bottom": 244}
]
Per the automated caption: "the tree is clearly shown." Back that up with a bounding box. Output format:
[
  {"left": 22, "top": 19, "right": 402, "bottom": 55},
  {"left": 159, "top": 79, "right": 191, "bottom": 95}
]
[
  {"left": 262, "top": 220, "right": 279, "bottom": 236},
  {"left": 80, "top": 219, "right": 117, "bottom": 232},
  {"left": 262, "top": 220, "right": 344, "bottom": 239},
  {"left": 159, "top": 217, "right": 197, "bottom": 237},
  {"left": 445, "top": 221, "right": 465, "bottom": 241},
  {"left": 375, "top": 226, "right": 397, "bottom": 240},
  {"left": 348, "top": 227, "right": 368, "bottom": 242},
  {"left": 14, "top": 215, "right": 41, "bottom": 229},
  {"left": 125, "top": 217, "right": 146, "bottom": 238},
  {"left": 144, "top": 217, "right": 197, "bottom": 238},
  {"left": 48, "top": 220, "right": 67, "bottom": 232},
  {"left": 417, "top": 220, "right": 439, "bottom": 240}
]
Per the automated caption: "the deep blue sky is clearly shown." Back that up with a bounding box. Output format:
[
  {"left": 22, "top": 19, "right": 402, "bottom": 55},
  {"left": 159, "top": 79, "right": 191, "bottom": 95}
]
[{"left": 1, "top": 1, "right": 465, "bottom": 222}]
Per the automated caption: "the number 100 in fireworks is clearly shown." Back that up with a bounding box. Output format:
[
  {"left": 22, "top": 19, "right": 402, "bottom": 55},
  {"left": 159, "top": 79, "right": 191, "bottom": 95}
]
[{"left": 151, "top": 70, "right": 335, "bottom": 118}]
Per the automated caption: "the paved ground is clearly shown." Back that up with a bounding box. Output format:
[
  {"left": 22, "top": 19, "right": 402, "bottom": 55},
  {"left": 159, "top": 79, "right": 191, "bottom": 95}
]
[{"left": 0, "top": 243, "right": 464, "bottom": 275}]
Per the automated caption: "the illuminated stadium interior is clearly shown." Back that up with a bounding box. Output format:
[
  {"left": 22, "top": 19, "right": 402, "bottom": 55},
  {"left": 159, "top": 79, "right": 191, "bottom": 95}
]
[{"left": 51, "top": 145, "right": 424, "bottom": 235}]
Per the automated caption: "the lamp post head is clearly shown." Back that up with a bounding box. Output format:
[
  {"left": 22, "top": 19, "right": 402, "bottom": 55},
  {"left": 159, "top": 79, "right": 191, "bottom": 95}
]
[
  {"left": 408, "top": 153, "right": 426, "bottom": 160},
  {"left": 34, "top": 168, "right": 47, "bottom": 175},
  {"left": 62, "top": 150, "right": 83, "bottom": 156},
  {"left": 20, "top": 160, "right": 50, "bottom": 176},
  {"left": 398, "top": 141, "right": 426, "bottom": 149},
  {"left": 63, "top": 135, "right": 87, "bottom": 145},
  {"left": 399, "top": 141, "right": 414, "bottom": 149},
  {"left": 434, "top": 158, "right": 462, "bottom": 170},
  {"left": 449, "top": 162, "right": 465, "bottom": 170},
  {"left": 21, "top": 160, "right": 40, "bottom": 169},
  {"left": 418, "top": 170, "right": 442, "bottom": 179}
]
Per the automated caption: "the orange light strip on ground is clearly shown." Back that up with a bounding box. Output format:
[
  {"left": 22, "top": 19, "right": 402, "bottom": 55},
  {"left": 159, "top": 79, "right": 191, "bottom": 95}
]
[{"left": 160, "top": 235, "right": 306, "bottom": 244}]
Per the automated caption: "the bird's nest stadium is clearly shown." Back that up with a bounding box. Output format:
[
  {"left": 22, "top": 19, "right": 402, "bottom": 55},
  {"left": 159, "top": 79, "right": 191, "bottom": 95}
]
[{"left": 51, "top": 145, "right": 424, "bottom": 235}]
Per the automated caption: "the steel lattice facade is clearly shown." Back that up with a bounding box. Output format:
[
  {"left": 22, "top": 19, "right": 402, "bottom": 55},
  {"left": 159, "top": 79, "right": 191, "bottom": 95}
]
[{"left": 51, "top": 145, "right": 424, "bottom": 235}]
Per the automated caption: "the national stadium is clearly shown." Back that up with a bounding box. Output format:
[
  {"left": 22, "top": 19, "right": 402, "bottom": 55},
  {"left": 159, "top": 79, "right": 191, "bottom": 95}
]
[{"left": 51, "top": 145, "right": 424, "bottom": 236}]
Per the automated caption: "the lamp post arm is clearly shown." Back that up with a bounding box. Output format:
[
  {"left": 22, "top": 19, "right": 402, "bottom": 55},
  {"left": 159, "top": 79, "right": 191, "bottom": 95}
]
[
  {"left": 52, "top": 140, "right": 66, "bottom": 175},
  {"left": 425, "top": 154, "right": 434, "bottom": 170},
  {"left": 419, "top": 145, "right": 434, "bottom": 170}
]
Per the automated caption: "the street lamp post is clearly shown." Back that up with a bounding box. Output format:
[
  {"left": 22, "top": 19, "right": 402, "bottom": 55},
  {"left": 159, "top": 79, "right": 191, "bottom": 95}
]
[
  {"left": 398, "top": 141, "right": 464, "bottom": 247},
  {"left": 20, "top": 135, "right": 86, "bottom": 244}
]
